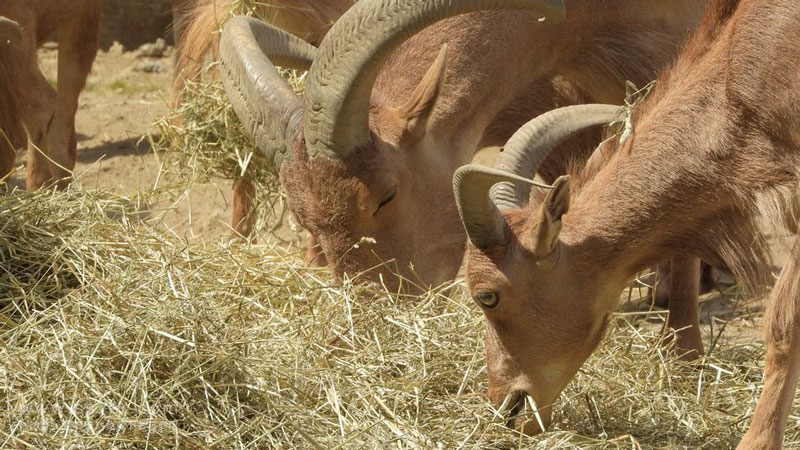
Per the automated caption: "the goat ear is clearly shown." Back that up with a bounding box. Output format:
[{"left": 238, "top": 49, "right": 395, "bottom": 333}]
[
  {"left": 531, "top": 176, "right": 571, "bottom": 260},
  {"left": 398, "top": 44, "right": 448, "bottom": 139}
]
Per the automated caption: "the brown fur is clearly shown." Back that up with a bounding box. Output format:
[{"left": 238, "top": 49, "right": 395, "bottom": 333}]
[
  {"left": 464, "top": 0, "right": 800, "bottom": 445},
  {"left": 0, "top": 0, "right": 101, "bottom": 189},
  {"left": 280, "top": 1, "right": 709, "bottom": 292},
  {"left": 171, "top": 0, "right": 194, "bottom": 45},
  {"left": 172, "top": 0, "right": 353, "bottom": 105}
]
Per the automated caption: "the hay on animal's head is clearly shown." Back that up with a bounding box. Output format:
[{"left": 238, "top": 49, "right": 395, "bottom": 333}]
[
  {"left": 163, "top": 0, "right": 309, "bottom": 238},
  {"left": 0, "top": 188, "right": 797, "bottom": 448},
  {"left": 155, "top": 62, "right": 305, "bottom": 239}
]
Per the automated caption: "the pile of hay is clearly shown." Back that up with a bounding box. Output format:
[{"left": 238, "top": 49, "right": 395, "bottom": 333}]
[{"left": 1, "top": 188, "right": 797, "bottom": 448}]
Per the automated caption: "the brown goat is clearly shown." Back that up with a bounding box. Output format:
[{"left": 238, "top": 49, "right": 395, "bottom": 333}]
[
  {"left": 220, "top": 0, "right": 708, "bottom": 292},
  {"left": 454, "top": 0, "right": 800, "bottom": 446},
  {"left": 0, "top": 0, "right": 102, "bottom": 189}
]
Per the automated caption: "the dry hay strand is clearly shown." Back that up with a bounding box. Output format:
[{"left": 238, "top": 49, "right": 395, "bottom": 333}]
[
  {"left": 1, "top": 188, "right": 798, "bottom": 448},
  {"left": 153, "top": 70, "right": 306, "bottom": 239},
  {"left": 153, "top": 76, "right": 284, "bottom": 239},
  {"left": 158, "top": 0, "right": 311, "bottom": 238}
]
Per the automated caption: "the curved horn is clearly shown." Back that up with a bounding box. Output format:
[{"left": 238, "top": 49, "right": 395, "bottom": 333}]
[
  {"left": 0, "top": 17, "right": 22, "bottom": 44},
  {"left": 220, "top": 16, "right": 318, "bottom": 169},
  {"left": 305, "top": 0, "right": 566, "bottom": 160},
  {"left": 490, "top": 104, "right": 624, "bottom": 209},
  {"left": 454, "top": 165, "right": 550, "bottom": 248},
  {"left": 455, "top": 104, "right": 622, "bottom": 248}
]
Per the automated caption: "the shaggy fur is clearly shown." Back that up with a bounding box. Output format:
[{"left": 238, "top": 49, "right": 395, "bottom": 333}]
[
  {"left": 0, "top": 0, "right": 101, "bottom": 189},
  {"left": 172, "top": 0, "right": 353, "bottom": 105},
  {"left": 464, "top": 0, "right": 800, "bottom": 446}
]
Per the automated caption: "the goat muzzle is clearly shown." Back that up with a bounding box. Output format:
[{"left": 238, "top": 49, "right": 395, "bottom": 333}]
[{"left": 498, "top": 390, "right": 552, "bottom": 435}]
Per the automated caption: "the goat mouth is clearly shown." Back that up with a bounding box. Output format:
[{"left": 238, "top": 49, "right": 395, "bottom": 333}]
[
  {"left": 499, "top": 390, "right": 549, "bottom": 434},
  {"left": 499, "top": 390, "right": 527, "bottom": 429}
]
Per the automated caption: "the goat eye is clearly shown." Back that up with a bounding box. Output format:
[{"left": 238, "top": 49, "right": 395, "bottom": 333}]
[
  {"left": 373, "top": 186, "right": 397, "bottom": 216},
  {"left": 474, "top": 292, "right": 500, "bottom": 309}
]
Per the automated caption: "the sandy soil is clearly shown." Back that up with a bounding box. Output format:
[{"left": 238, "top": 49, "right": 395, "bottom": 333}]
[{"left": 9, "top": 43, "right": 236, "bottom": 242}]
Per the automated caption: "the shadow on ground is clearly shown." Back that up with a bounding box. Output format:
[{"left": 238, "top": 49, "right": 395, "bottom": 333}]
[{"left": 77, "top": 134, "right": 155, "bottom": 164}]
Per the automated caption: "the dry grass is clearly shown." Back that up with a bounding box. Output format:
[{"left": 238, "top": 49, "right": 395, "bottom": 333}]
[
  {"left": 153, "top": 69, "right": 306, "bottom": 239},
  {"left": 152, "top": 74, "right": 292, "bottom": 239},
  {"left": 1, "top": 188, "right": 798, "bottom": 449},
  {"left": 5, "top": 11, "right": 796, "bottom": 447}
]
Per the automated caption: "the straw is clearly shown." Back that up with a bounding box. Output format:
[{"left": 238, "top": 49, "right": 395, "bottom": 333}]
[{"left": 1, "top": 187, "right": 796, "bottom": 449}]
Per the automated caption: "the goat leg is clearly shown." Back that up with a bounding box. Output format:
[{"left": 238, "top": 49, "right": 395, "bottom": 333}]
[
  {"left": 738, "top": 236, "right": 800, "bottom": 450},
  {"left": 231, "top": 178, "right": 257, "bottom": 240},
  {"left": 43, "top": 1, "right": 100, "bottom": 189},
  {"left": 306, "top": 234, "right": 328, "bottom": 267},
  {"left": 658, "top": 256, "right": 704, "bottom": 359}
]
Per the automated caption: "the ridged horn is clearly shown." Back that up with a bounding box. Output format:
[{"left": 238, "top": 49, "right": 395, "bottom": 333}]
[
  {"left": 455, "top": 104, "right": 623, "bottom": 248},
  {"left": 490, "top": 104, "right": 624, "bottom": 209},
  {"left": 305, "top": 0, "right": 566, "bottom": 160},
  {"left": 454, "top": 165, "right": 551, "bottom": 248},
  {"left": 0, "top": 17, "right": 22, "bottom": 44},
  {"left": 220, "top": 16, "right": 318, "bottom": 169}
]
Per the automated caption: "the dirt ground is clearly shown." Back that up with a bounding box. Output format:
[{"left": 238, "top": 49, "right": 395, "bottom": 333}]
[
  {"left": 10, "top": 43, "right": 237, "bottom": 241},
  {"left": 12, "top": 41, "right": 794, "bottom": 348}
]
